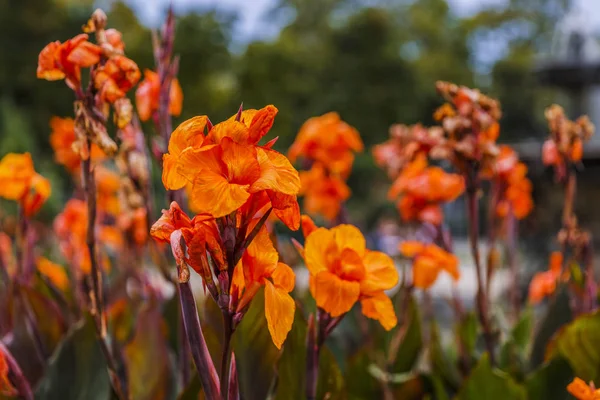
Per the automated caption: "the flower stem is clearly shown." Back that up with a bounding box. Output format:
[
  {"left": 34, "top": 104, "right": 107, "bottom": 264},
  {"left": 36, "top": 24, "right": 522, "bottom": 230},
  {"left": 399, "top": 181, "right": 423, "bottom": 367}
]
[
  {"left": 466, "top": 184, "right": 496, "bottom": 364},
  {"left": 305, "top": 313, "right": 320, "bottom": 400},
  {"left": 81, "top": 148, "right": 128, "bottom": 400},
  {"left": 220, "top": 311, "right": 233, "bottom": 400},
  {"left": 178, "top": 280, "right": 221, "bottom": 400}
]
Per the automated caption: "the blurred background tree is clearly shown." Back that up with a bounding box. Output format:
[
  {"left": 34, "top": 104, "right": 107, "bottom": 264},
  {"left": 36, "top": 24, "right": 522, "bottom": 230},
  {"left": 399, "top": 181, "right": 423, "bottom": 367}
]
[{"left": 0, "top": 0, "right": 572, "bottom": 222}]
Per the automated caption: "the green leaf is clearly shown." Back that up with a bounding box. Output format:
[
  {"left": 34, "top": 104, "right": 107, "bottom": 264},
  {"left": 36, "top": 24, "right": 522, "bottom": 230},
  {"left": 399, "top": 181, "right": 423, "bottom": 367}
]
[
  {"left": 455, "top": 312, "right": 478, "bottom": 358},
  {"left": 177, "top": 375, "right": 204, "bottom": 400},
  {"left": 547, "top": 310, "right": 600, "bottom": 382},
  {"left": 390, "top": 295, "right": 423, "bottom": 374},
  {"left": 455, "top": 354, "right": 527, "bottom": 400},
  {"left": 274, "top": 308, "right": 345, "bottom": 400},
  {"left": 512, "top": 308, "right": 533, "bottom": 353},
  {"left": 346, "top": 349, "right": 382, "bottom": 399},
  {"left": 429, "top": 321, "right": 460, "bottom": 390},
  {"left": 35, "top": 316, "right": 111, "bottom": 400},
  {"left": 232, "top": 289, "right": 279, "bottom": 400},
  {"left": 124, "top": 304, "right": 175, "bottom": 400},
  {"left": 499, "top": 308, "right": 534, "bottom": 378},
  {"left": 525, "top": 357, "right": 573, "bottom": 400},
  {"left": 530, "top": 287, "right": 572, "bottom": 368}
]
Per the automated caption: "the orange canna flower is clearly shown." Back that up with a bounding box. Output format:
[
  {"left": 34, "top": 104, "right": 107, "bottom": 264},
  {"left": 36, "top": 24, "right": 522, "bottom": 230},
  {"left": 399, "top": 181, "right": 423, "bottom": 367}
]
[
  {"left": 135, "top": 69, "right": 183, "bottom": 121},
  {"left": 231, "top": 226, "right": 295, "bottom": 348},
  {"left": 37, "top": 257, "right": 70, "bottom": 291},
  {"left": 150, "top": 202, "right": 224, "bottom": 282},
  {"left": 37, "top": 33, "right": 102, "bottom": 90},
  {"left": 303, "top": 223, "right": 398, "bottom": 330},
  {"left": 388, "top": 155, "right": 464, "bottom": 225},
  {"left": 528, "top": 251, "right": 563, "bottom": 304},
  {"left": 95, "top": 166, "right": 121, "bottom": 216},
  {"left": 0, "top": 349, "right": 17, "bottom": 397},
  {"left": 373, "top": 124, "right": 448, "bottom": 179},
  {"left": 94, "top": 55, "right": 140, "bottom": 103},
  {"left": 491, "top": 146, "right": 534, "bottom": 220},
  {"left": 399, "top": 241, "right": 460, "bottom": 289},
  {"left": 299, "top": 163, "right": 351, "bottom": 222},
  {"left": 288, "top": 112, "right": 363, "bottom": 177},
  {"left": 49, "top": 117, "right": 105, "bottom": 172},
  {"left": 162, "top": 106, "right": 301, "bottom": 230},
  {"left": 54, "top": 199, "right": 90, "bottom": 274},
  {"left": 0, "top": 233, "right": 16, "bottom": 278},
  {"left": 0, "top": 153, "right": 51, "bottom": 216},
  {"left": 567, "top": 378, "right": 600, "bottom": 400},
  {"left": 54, "top": 198, "right": 114, "bottom": 275}
]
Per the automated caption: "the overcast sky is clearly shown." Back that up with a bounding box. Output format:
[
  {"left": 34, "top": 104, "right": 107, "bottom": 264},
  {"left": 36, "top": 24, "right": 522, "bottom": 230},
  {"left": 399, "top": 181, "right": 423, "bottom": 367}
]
[{"left": 126, "top": 0, "right": 600, "bottom": 43}]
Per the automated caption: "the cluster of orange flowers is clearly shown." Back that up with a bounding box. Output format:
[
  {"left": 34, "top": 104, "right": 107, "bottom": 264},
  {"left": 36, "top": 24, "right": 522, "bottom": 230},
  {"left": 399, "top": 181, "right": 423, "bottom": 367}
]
[
  {"left": 289, "top": 112, "right": 363, "bottom": 221},
  {"left": 388, "top": 154, "right": 464, "bottom": 226},
  {"left": 0, "top": 153, "right": 51, "bottom": 217},
  {"left": 38, "top": 9, "right": 141, "bottom": 158},
  {"left": 542, "top": 104, "right": 594, "bottom": 181},
  {"left": 152, "top": 105, "right": 301, "bottom": 348}
]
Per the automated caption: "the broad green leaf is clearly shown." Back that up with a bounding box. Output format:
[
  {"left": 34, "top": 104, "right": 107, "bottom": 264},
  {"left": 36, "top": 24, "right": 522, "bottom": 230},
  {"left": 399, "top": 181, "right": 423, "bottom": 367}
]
[
  {"left": 274, "top": 307, "right": 346, "bottom": 400},
  {"left": 530, "top": 287, "right": 572, "bottom": 368},
  {"left": 124, "top": 304, "right": 175, "bottom": 400},
  {"left": 35, "top": 316, "right": 111, "bottom": 400},
  {"left": 547, "top": 310, "right": 600, "bottom": 382},
  {"left": 455, "top": 354, "right": 527, "bottom": 400},
  {"left": 391, "top": 296, "right": 423, "bottom": 374},
  {"left": 512, "top": 308, "right": 533, "bottom": 353},
  {"left": 429, "top": 321, "right": 460, "bottom": 390},
  {"left": 345, "top": 349, "right": 382, "bottom": 399},
  {"left": 499, "top": 308, "right": 534, "bottom": 378},
  {"left": 232, "top": 289, "right": 279, "bottom": 400},
  {"left": 455, "top": 312, "right": 478, "bottom": 358},
  {"left": 525, "top": 356, "right": 573, "bottom": 400}
]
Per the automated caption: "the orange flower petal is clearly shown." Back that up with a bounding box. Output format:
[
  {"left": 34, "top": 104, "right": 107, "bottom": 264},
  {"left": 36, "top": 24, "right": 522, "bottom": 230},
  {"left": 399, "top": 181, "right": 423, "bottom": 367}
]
[
  {"left": 37, "top": 257, "right": 69, "bottom": 291},
  {"left": 250, "top": 148, "right": 301, "bottom": 195},
  {"left": 209, "top": 120, "right": 250, "bottom": 145},
  {"left": 264, "top": 280, "right": 295, "bottom": 349},
  {"left": 360, "top": 250, "right": 399, "bottom": 295},
  {"left": 247, "top": 105, "right": 278, "bottom": 144},
  {"left": 412, "top": 256, "right": 442, "bottom": 289},
  {"left": 567, "top": 377, "right": 596, "bottom": 400},
  {"left": 312, "top": 270, "right": 360, "bottom": 317},
  {"left": 361, "top": 292, "right": 397, "bottom": 331},
  {"left": 169, "top": 78, "right": 184, "bottom": 117},
  {"left": 399, "top": 241, "right": 425, "bottom": 257},
  {"left": 272, "top": 262, "right": 295, "bottom": 292},
  {"left": 220, "top": 137, "right": 261, "bottom": 185},
  {"left": 190, "top": 170, "right": 250, "bottom": 218},
  {"left": 268, "top": 191, "right": 300, "bottom": 231},
  {"left": 304, "top": 227, "right": 336, "bottom": 275},
  {"left": 331, "top": 224, "right": 366, "bottom": 257},
  {"left": 301, "top": 215, "right": 318, "bottom": 238}
]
